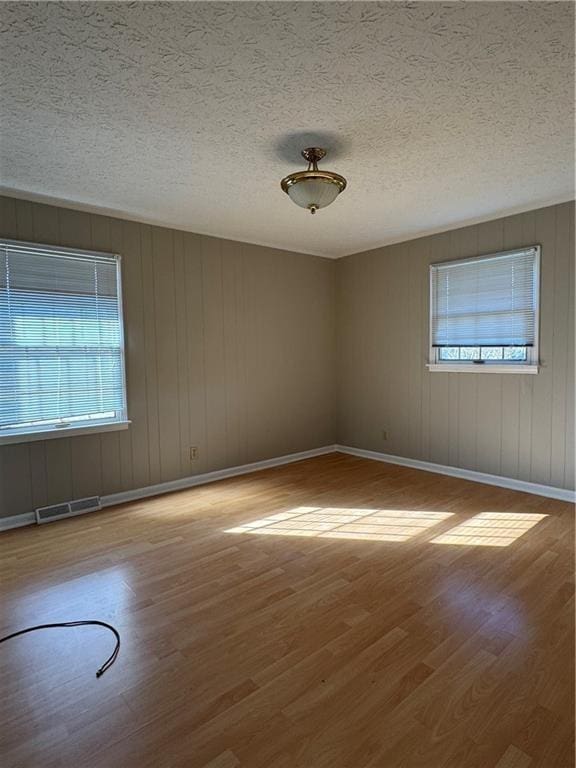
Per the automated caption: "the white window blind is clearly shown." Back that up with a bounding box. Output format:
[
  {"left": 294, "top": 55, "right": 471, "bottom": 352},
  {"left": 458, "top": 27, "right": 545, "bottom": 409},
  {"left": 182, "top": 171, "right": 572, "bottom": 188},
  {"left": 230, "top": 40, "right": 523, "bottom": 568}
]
[
  {"left": 0, "top": 239, "right": 128, "bottom": 440},
  {"left": 430, "top": 247, "right": 539, "bottom": 348}
]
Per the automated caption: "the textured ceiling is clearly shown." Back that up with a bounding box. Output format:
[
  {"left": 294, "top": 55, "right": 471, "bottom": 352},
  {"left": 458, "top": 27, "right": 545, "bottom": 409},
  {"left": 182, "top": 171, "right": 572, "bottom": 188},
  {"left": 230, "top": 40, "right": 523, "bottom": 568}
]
[{"left": 0, "top": 2, "right": 574, "bottom": 258}]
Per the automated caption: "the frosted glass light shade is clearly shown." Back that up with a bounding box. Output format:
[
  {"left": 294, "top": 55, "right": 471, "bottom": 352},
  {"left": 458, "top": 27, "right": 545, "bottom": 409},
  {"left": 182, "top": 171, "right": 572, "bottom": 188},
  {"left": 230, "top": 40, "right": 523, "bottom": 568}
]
[{"left": 287, "top": 178, "right": 342, "bottom": 211}]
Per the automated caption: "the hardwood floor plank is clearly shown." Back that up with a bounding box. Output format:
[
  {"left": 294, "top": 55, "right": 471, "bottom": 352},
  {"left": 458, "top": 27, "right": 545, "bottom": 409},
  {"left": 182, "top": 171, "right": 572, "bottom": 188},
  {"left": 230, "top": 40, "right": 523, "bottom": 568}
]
[{"left": 495, "top": 744, "right": 533, "bottom": 768}]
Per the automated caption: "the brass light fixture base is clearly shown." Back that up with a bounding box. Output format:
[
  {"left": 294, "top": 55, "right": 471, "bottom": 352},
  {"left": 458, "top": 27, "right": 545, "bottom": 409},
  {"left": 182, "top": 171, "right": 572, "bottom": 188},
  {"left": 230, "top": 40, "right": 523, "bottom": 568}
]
[{"left": 301, "top": 147, "right": 326, "bottom": 167}]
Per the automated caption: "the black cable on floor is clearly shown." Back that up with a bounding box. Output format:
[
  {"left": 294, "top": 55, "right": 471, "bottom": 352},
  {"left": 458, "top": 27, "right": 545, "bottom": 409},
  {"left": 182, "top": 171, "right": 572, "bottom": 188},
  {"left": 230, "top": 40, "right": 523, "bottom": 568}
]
[{"left": 0, "top": 620, "right": 120, "bottom": 678}]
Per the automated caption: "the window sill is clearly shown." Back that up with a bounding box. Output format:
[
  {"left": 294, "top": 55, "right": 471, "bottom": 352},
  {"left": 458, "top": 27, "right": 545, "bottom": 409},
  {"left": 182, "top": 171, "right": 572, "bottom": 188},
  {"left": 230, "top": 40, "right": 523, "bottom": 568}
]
[
  {"left": 427, "top": 364, "right": 539, "bottom": 374},
  {"left": 0, "top": 420, "right": 131, "bottom": 446}
]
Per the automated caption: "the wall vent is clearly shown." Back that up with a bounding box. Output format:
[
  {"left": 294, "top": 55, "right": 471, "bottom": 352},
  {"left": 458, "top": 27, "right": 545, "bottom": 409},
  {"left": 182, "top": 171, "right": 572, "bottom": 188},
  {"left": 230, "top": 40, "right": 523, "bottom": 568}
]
[{"left": 35, "top": 496, "right": 101, "bottom": 524}]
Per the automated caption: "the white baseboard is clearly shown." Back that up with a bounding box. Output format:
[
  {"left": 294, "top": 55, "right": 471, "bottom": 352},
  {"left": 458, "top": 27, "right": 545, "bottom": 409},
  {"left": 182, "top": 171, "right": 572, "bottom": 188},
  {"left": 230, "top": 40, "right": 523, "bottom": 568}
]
[
  {"left": 0, "top": 445, "right": 338, "bottom": 532},
  {"left": 0, "top": 512, "right": 36, "bottom": 531},
  {"left": 101, "top": 445, "right": 337, "bottom": 507},
  {"left": 336, "top": 445, "right": 576, "bottom": 503}
]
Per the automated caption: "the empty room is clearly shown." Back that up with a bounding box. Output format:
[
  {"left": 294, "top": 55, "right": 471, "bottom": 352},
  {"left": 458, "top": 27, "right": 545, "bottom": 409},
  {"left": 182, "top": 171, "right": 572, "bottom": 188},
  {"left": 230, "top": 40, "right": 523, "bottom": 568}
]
[{"left": 0, "top": 2, "right": 574, "bottom": 767}]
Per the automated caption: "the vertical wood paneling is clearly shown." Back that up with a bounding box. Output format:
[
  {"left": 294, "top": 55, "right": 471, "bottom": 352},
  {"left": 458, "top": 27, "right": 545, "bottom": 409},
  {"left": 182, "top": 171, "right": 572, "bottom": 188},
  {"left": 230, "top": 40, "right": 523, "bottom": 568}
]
[
  {"left": 31, "top": 201, "right": 60, "bottom": 244},
  {"left": 517, "top": 210, "right": 537, "bottom": 482},
  {"left": 173, "top": 230, "right": 191, "bottom": 477},
  {"left": 237, "top": 245, "right": 250, "bottom": 463},
  {"left": 152, "top": 226, "right": 180, "bottom": 483},
  {"left": 428, "top": 232, "right": 452, "bottom": 466},
  {"left": 140, "top": 223, "right": 162, "bottom": 486},
  {"left": 58, "top": 208, "right": 104, "bottom": 499},
  {"left": 419, "top": 238, "right": 432, "bottom": 462},
  {"left": 406, "top": 239, "right": 425, "bottom": 459},
  {"left": 530, "top": 206, "right": 556, "bottom": 485},
  {"left": 241, "top": 247, "right": 269, "bottom": 461},
  {"left": 385, "top": 245, "right": 407, "bottom": 457},
  {"left": 0, "top": 196, "right": 18, "bottom": 238},
  {"left": 58, "top": 208, "right": 91, "bottom": 248},
  {"left": 550, "top": 203, "right": 570, "bottom": 487},
  {"left": 0, "top": 199, "right": 17, "bottom": 515},
  {"left": 0, "top": 196, "right": 336, "bottom": 518},
  {"left": 454, "top": 225, "right": 479, "bottom": 471},
  {"left": 29, "top": 443, "right": 48, "bottom": 511},
  {"left": 201, "top": 236, "right": 229, "bottom": 470},
  {"left": 1, "top": 201, "right": 36, "bottom": 513},
  {"left": 45, "top": 438, "right": 73, "bottom": 505},
  {"left": 499, "top": 213, "right": 524, "bottom": 479},
  {"left": 91, "top": 217, "right": 122, "bottom": 494},
  {"left": 71, "top": 435, "right": 102, "bottom": 499},
  {"left": 122, "top": 220, "right": 150, "bottom": 490},
  {"left": 112, "top": 219, "right": 133, "bottom": 490},
  {"left": 564, "top": 204, "right": 575, "bottom": 489},
  {"left": 183, "top": 232, "right": 208, "bottom": 475},
  {"left": 361, "top": 252, "right": 385, "bottom": 451},
  {"left": 475, "top": 218, "right": 505, "bottom": 476},
  {"left": 447, "top": 230, "right": 462, "bottom": 469},
  {"left": 222, "top": 241, "right": 243, "bottom": 468},
  {"left": 27, "top": 202, "right": 62, "bottom": 509},
  {"left": 1, "top": 445, "right": 32, "bottom": 516},
  {"left": 337, "top": 202, "right": 574, "bottom": 491},
  {"left": 15, "top": 200, "right": 34, "bottom": 241}
]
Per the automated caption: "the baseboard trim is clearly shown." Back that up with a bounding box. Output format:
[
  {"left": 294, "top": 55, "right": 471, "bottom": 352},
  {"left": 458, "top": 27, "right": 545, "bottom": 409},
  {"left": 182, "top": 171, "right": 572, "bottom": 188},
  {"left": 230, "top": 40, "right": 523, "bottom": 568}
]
[
  {"left": 0, "top": 512, "right": 36, "bottom": 531},
  {"left": 0, "top": 445, "right": 338, "bottom": 532},
  {"left": 101, "top": 445, "right": 338, "bottom": 507},
  {"left": 336, "top": 445, "right": 576, "bottom": 503}
]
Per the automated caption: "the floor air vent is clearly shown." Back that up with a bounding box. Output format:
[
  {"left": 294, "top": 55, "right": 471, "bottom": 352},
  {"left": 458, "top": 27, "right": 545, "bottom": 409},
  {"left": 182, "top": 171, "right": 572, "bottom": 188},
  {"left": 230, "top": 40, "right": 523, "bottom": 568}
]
[{"left": 35, "top": 496, "right": 101, "bottom": 524}]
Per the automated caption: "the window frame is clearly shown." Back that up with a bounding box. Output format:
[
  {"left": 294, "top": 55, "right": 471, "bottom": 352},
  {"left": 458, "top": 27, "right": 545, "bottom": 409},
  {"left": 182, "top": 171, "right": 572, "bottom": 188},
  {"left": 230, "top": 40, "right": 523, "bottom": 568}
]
[
  {"left": 0, "top": 238, "right": 130, "bottom": 445},
  {"left": 427, "top": 245, "right": 540, "bottom": 374}
]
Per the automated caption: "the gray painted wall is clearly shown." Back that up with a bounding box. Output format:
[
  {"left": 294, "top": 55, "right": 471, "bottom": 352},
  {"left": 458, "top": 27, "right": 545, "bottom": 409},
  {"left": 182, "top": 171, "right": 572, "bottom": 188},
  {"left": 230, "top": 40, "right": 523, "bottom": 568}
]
[
  {"left": 337, "top": 201, "right": 575, "bottom": 491},
  {"left": 0, "top": 196, "right": 337, "bottom": 518}
]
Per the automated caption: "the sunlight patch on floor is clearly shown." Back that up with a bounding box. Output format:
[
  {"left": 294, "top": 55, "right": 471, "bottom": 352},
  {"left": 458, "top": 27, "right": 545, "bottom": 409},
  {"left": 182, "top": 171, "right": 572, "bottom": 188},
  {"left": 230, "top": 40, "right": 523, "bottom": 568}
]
[
  {"left": 225, "top": 506, "right": 453, "bottom": 542},
  {"left": 430, "top": 512, "right": 548, "bottom": 547}
]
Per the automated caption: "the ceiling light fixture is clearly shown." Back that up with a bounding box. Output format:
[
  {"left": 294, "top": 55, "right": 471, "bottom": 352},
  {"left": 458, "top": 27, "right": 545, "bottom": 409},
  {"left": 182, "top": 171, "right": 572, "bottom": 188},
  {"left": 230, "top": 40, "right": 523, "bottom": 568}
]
[{"left": 280, "top": 147, "right": 347, "bottom": 215}]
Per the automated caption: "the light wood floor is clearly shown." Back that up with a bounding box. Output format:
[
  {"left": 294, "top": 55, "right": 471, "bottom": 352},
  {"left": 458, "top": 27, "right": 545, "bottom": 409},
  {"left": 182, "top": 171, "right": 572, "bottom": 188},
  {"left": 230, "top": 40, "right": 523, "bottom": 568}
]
[{"left": 0, "top": 453, "right": 573, "bottom": 768}]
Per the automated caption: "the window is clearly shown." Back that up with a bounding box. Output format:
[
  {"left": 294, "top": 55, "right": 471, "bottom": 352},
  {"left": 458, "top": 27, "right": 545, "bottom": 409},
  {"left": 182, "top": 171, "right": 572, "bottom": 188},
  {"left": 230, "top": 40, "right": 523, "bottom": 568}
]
[
  {"left": 429, "top": 246, "right": 540, "bottom": 373},
  {"left": 0, "top": 239, "right": 128, "bottom": 444}
]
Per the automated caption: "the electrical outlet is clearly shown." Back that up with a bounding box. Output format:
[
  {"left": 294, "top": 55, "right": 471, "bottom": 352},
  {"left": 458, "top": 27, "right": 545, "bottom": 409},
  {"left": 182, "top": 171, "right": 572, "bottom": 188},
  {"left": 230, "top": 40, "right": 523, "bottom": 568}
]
[
  {"left": 381, "top": 429, "right": 388, "bottom": 441},
  {"left": 190, "top": 446, "right": 199, "bottom": 461}
]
